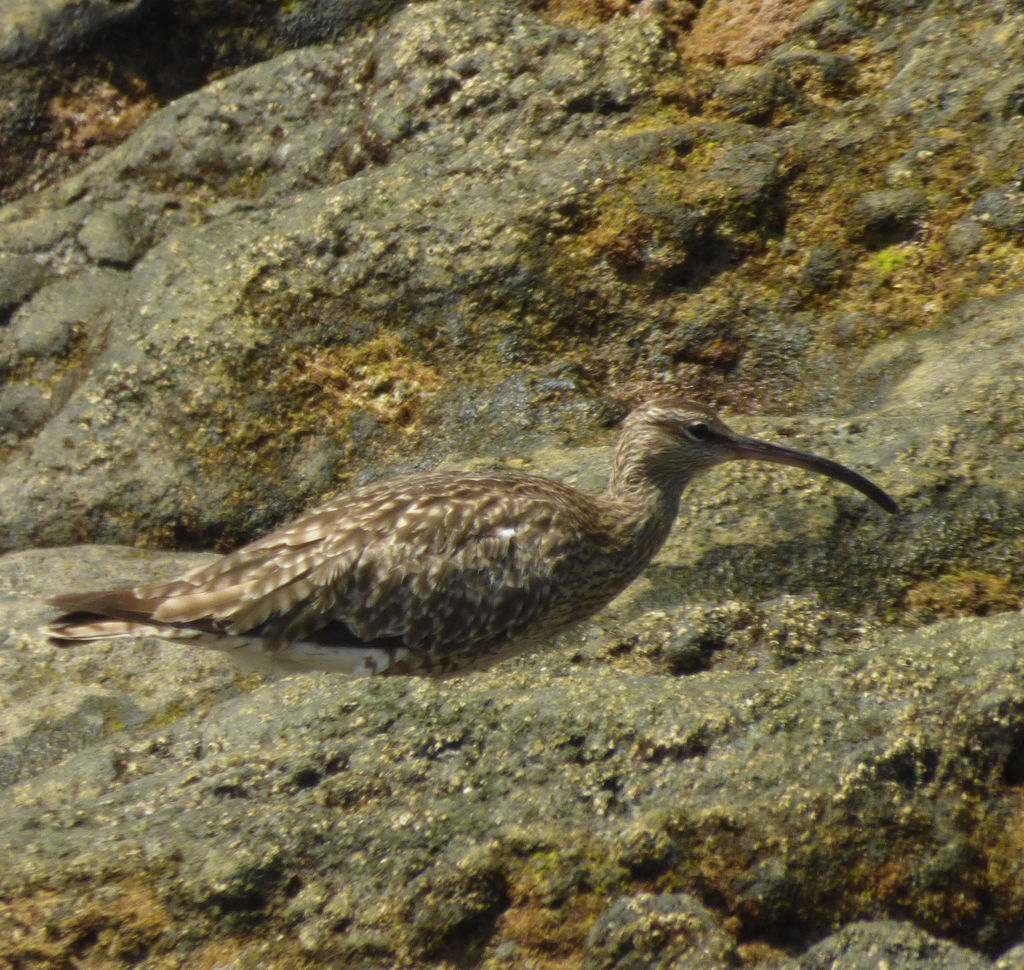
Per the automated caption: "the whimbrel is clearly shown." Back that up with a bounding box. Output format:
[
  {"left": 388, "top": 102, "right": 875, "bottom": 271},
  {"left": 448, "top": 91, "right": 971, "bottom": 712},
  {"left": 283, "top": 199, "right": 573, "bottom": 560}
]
[{"left": 45, "top": 399, "right": 897, "bottom": 675}]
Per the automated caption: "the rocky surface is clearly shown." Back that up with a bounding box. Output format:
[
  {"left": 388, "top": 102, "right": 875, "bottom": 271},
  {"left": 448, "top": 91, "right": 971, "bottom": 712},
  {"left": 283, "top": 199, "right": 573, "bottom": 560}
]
[
  {"left": 2, "top": 0, "right": 1024, "bottom": 966},
  {"left": 5, "top": 548, "right": 1024, "bottom": 968}
]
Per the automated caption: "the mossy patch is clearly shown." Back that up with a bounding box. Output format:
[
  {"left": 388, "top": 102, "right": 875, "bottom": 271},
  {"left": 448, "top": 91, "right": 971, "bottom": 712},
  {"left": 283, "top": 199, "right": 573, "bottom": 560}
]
[
  {"left": 50, "top": 76, "right": 160, "bottom": 161},
  {"left": 132, "top": 323, "right": 443, "bottom": 549},
  {"left": 0, "top": 880, "right": 170, "bottom": 968},
  {"left": 286, "top": 332, "right": 443, "bottom": 432},
  {"left": 484, "top": 832, "right": 635, "bottom": 963},
  {"left": 904, "top": 570, "right": 1022, "bottom": 623},
  {"left": 549, "top": 135, "right": 781, "bottom": 301},
  {"left": 544, "top": 0, "right": 655, "bottom": 28},
  {"left": 867, "top": 243, "right": 913, "bottom": 282}
]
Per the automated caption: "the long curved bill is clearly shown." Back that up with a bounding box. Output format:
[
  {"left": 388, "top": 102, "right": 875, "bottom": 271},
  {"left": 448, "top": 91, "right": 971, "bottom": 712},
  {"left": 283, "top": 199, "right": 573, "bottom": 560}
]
[{"left": 726, "top": 435, "right": 898, "bottom": 514}]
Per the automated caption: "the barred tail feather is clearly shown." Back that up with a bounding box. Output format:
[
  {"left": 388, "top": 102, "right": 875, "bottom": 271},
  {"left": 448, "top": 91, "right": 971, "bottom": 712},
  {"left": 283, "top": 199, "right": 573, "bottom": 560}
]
[
  {"left": 43, "top": 586, "right": 214, "bottom": 646},
  {"left": 46, "top": 588, "right": 166, "bottom": 623},
  {"left": 42, "top": 575, "right": 413, "bottom": 675},
  {"left": 45, "top": 618, "right": 205, "bottom": 645},
  {"left": 44, "top": 611, "right": 411, "bottom": 677}
]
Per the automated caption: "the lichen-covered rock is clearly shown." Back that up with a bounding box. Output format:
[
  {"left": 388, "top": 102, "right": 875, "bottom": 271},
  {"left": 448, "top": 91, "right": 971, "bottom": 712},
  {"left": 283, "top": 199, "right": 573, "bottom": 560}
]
[
  {"left": 0, "top": 0, "right": 147, "bottom": 62},
  {"left": 776, "top": 921, "right": 992, "bottom": 970},
  {"left": 6, "top": 543, "right": 1024, "bottom": 967},
  {"left": 0, "top": 251, "right": 47, "bottom": 308},
  {"left": 0, "top": 383, "right": 49, "bottom": 438},
  {"left": 583, "top": 892, "right": 738, "bottom": 970},
  {"left": 0, "top": 2, "right": 688, "bottom": 552},
  {"left": 850, "top": 189, "right": 928, "bottom": 247}
]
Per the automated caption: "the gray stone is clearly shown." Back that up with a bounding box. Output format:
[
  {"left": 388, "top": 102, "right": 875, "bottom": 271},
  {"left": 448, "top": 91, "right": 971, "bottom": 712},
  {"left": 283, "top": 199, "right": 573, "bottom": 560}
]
[
  {"left": 772, "top": 47, "right": 854, "bottom": 92},
  {"left": 77, "top": 202, "right": 151, "bottom": 265},
  {"left": 945, "top": 217, "right": 986, "bottom": 258},
  {"left": 0, "top": 3, "right": 694, "bottom": 551},
  {"left": 1, "top": 1, "right": 1024, "bottom": 962},
  {"left": 660, "top": 623, "right": 720, "bottom": 675},
  {"left": 0, "top": 252, "right": 48, "bottom": 309},
  {"left": 970, "top": 181, "right": 1024, "bottom": 238},
  {"left": 850, "top": 188, "right": 927, "bottom": 247},
  {"left": 996, "top": 942, "right": 1024, "bottom": 970},
  {"left": 583, "top": 893, "right": 738, "bottom": 970},
  {"left": 981, "top": 73, "right": 1024, "bottom": 123},
  {"left": 715, "top": 66, "right": 802, "bottom": 125},
  {"left": 0, "top": 0, "right": 1015, "bottom": 577},
  {"left": 0, "top": 546, "right": 234, "bottom": 789},
  {"left": 875, "top": 13, "right": 1012, "bottom": 126},
  {"left": 0, "top": 383, "right": 49, "bottom": 436},
  {"left": 884, "top": 134, "right": 958, "bottom": 187},
  {"left": 795, "top": 0, "right": 868, "bottom": 42},
  {"left": 777, "top": 921, "right": 991, "bottom": 970},
  {"left": 8, "top": 543, "right": 1022, "bottom": 966},
  {"left": 0, "top": 0, "right": 146, "bottom": 62},
  {"left": 0, "top": 199, "right": 92, "bottom": 254},
  {"left": 799, "top": 243, "right": 845, "bottom": 292},
  {"left": 7, "top": 269, "right": 126, "bottom": 359}
]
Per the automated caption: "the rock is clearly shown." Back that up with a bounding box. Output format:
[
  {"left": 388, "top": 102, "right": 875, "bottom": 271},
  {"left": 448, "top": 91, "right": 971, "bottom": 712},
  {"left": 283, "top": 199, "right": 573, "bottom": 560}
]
[
  {"left": 0, "top": 546, "right": 236, "bottom": 789},
  {"left": 661, "top": 623, "right": 721, "bottom": 675},
  {"left": 0, "top": 2, "right": 692, "bottom": 551},
  {"left": 884, "top": 134, "right": 958, "bottom": 187},
  {"left": 714, "top": 65, "right": 802, "bottom": 125},
  {"left": 0, "top": 0, "right": 147, "bottom": 62},
  {"left": 404, "top": 848, "right": 507, "bottom": 960},
  {"left": 2, "top": 0, "right": 1024, "bottom": 964},
  {"left": 583, "top": 893, "right": 738, "bottom": 970},
  {"left": 850, "top": 188, "right": 927, "bottom": 247},
  {"left": 772, "top": 47, "right": 854, "bottom": 94},
  {"left": 0, "top": 383, "right": 49, "bottom": 437},
  {"left": 7, "top": 547, "right": 1024, "bottom": 966},
  {"left": 981, "top": 72, "right": 1024, "bottom": 123},
  {"left": 969, "top": 180, "right": 1024, "bottom": 239},
  {"left": 77, "top": 201, "right": 151, "bottom": 265},
  {"left": 6, "top": 268, "right": 126, "bottom": 359},
  {"left": 776, "top": 921, "right": 992, "bottom": 970},
  {"left": 945, "top": 217, "right": 986, "bottom": 258},
  {"left": 795, "top": 0, "right": 868, "bottom": 43},
  {"left": 799, "top": 243, "right": 845, "bottom": 292},
  {"left": 0, "top": 0, "right": 1018, "bottom": 570},
  {"left": 0, "top": 252, "right": 48, "bottom": 309},
  {"left": 997, "top": 943, "right": 1024, "bottom": 970}
]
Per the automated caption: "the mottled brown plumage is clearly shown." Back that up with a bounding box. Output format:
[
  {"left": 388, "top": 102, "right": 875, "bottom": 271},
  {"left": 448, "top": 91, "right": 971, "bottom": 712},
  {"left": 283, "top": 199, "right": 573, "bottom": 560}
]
[{"left": 44, "top": 399, "right": 897, "bottom": 675}]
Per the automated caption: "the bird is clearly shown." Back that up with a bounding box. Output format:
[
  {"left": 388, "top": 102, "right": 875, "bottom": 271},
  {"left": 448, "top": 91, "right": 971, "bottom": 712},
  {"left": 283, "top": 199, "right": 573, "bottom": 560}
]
[{"left": 44, "top": 398, "right": 897, "bottom": 676}]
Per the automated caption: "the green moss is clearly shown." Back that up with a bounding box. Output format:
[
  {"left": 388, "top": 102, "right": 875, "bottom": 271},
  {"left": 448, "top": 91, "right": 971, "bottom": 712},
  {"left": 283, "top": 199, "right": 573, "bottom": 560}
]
[{"left": 869, "top": 244, "right": 912, "bottom": 282}]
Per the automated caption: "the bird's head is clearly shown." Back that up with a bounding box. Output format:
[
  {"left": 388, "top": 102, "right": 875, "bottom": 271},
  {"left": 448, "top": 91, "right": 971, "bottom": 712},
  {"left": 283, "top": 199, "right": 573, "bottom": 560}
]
[{"left": 612, "top": 397, "right": 897, "bottom": 513}]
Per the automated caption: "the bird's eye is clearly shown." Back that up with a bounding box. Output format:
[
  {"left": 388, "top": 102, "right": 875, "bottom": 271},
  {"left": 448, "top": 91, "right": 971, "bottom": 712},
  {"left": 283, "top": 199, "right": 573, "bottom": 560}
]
[{"left": 683, "top": 421, "right": 710, "bottom": 441}]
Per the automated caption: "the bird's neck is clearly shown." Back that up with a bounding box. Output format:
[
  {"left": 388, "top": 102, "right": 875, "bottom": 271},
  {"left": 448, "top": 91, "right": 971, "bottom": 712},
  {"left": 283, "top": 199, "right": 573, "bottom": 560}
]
[{"left": 596, "top": 451, "right": 690, "bottom": 569}]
